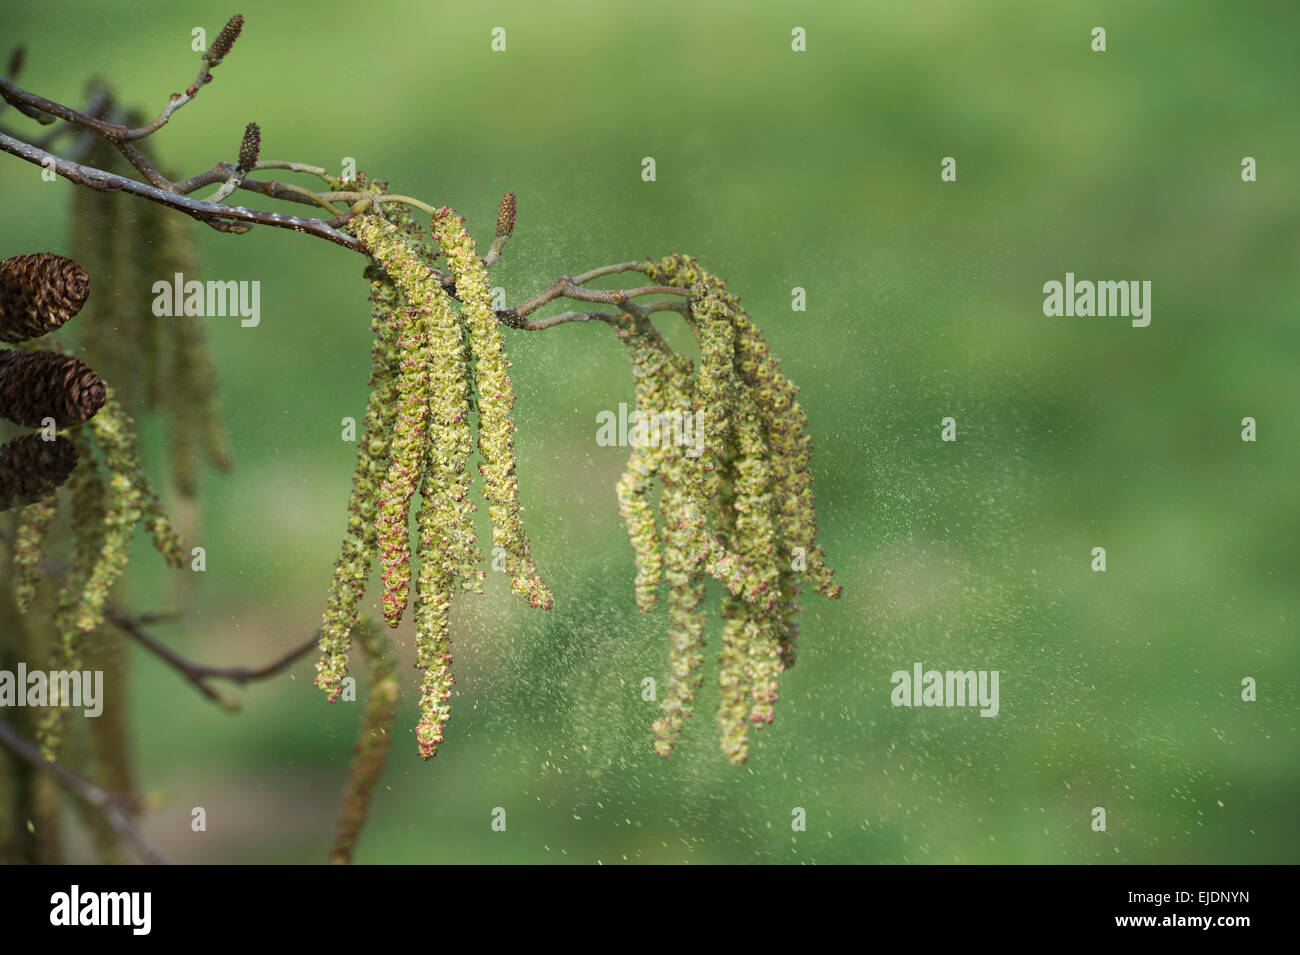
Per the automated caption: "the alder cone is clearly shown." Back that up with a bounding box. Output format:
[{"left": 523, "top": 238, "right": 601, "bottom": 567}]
[
  {"left": 0, "top": 433, "right": 77, "bottom": 511},
  {"left": 0, "top": 253, "right": 91, "bottom": 343},
  {"left": 0, "top": 349, "right": 107, "bottom": 428}
]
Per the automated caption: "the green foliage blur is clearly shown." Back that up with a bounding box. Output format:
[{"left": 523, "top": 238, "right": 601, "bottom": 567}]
[{"left": 2, "top": 0, "right": 1295, "bottom": 863}]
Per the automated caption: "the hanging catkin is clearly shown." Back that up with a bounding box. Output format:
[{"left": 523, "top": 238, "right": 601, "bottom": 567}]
[
  {"left": 315, "top": 267, "right": 404, "bottom": 699},
  {"left": 603, "top": 254, "right": 842, "bottom": 762},
  {"left": 10, "top": 495, "right": 59, "bottom": 609},
  {"left": 431, "top": 207, "right": 552, "bottom": 610},
  {"left": 322, "top": 209, "right": 552, "bottom": 757},
  {"left": 310, "top": 199, "right": 840, "bottom": 765}
]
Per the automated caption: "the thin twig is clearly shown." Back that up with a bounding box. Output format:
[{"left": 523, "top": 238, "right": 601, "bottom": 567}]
[
  {"left": 109, "top": 608, "right": 320, "bottom": 709},
  {"left": 0, "top": 130, "right": 362, "bottom": 250},
  {"left": 498, "top": 272, "right": 684, "bottom": 325},
  {"left": 0, "top": 719, "right": 172, "bottom": 865},
  {"left": 1, "top": 30, "right": 694, "bottom": 330},
  {"left": 0, "top": 527, "right": 321, "bottom": 707}
]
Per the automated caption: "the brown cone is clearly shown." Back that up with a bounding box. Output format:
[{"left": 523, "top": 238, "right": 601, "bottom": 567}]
[
  {"left": 0, "top": 253, "right": 91, "bottom": 343},
  {"left": 0, "top": 433, "right": 77, "bottom": 511},
  {"left": 0, "top": 349, "right": 107, "bottom": 428}
]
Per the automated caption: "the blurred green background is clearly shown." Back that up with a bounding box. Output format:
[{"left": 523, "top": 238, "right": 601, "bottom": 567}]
[{"left": 2, "top": 0, "right": 1296, "bottom": 863}]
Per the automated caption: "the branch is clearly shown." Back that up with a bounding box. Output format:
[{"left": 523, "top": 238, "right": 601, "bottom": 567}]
[
  {"left": 0, "top": 526, "right": 320, "bottom": 708},
  {"left": 0, "top": 130, "right": 362, "bottom": 249},
  {"left": 0, "top": 718, "right": 171, "bottom": 865},
  {"left": 108, "top": 608, "right": 320, "bottom": 710},
  {"left": 1, "top": 19, "right": 701, "bottom": 330}
]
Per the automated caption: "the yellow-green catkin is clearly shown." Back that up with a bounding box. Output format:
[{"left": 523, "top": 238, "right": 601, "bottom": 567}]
[
  {"left": 646, "top": 254, "right": 840, "bottom": 595},
  {"left": 687, "top": 287, "right": 739, "bottom": 503},
  {"left": 346, "top": 212, "right": 485, "bottom": 754},
  {"left": 714, "top": 447, "right": 755, "bottom": 765},
  {"left": 636, "top": 253, "right": 842, "bottom": 761},
  {"left": 616, "top": 454, "right": 661, "bottom": 613},
  {"left": 614, "top": 319, "right": 673, "bottom": 613},
  {"left": 37, "top": 435, "right": 105, "bottom": 759},
  {"left": 348, "top": 214, "right": 480, "bottom": 628},
  {"left": 315, "top": 268, "right": 403, "bottom": 699},
  {"left": 373, "top": 305, "right": 432, "bottom": 626},
  {"left": 412, "top": 556, "right": 454, "bottom": 760},
  {"left": 409, "top": 237, "right": 480, "bottom": 756},
  {"left": 731, "top": 308, "right": 840, "bottom": 600},
  {"left": 11, "top": 497, "right": 57, "bottom": 612},
  {"left": 613, "top": 315, "right": 775, "bottom": 757},
  {"left": 75, "top": 391, "right": 184, "bottom": 633},
  {"left": 431, "top": 208, "right": 553, "bottom": 610},
  {"left": 651, "top": 482, "right": 708, "bottom": 756},
  {"left": 622, "top": 317, "right": 764, "bottom": 607},
  {"left": 413, "top": 408, "right": 474, "bottom": 761},
  {"left": 729, "top": 397, "right": 784, "bottom": 731},
  {"left": 614, "top": 318, "right": 711, "bottom": 755}
]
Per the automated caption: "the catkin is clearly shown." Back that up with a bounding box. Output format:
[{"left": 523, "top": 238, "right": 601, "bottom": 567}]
[
  {"left": 432, "top": 208, "right": 552, "bottom": 610},
  {"left": 611, "top": 254, "right": 842, "bottom": 762},
  {"left": 10, "top": 496, "right": 58, "bottom": 609},
  {"left": 315, "top": 270, "right": 404, "bottom": 698}
]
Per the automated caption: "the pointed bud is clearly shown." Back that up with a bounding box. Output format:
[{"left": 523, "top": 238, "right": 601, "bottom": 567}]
[
  {"left": 0, "top": 253, "right": 90, "bottom": 343},
  {"left": 7, "top": 46, "right": 25, "bottom": 78},
  {"left": 237, "top": 122, "right": 260, "bottom": 172},
  {"left": 0, "top": 434, "right": 77, "bottom": 512},
  {"left": 204, "top": 14, "right": 244, "bottom": 66},
  {"left": 0, "top": 350, "right": 106, "bottom": 429},
  {"left": 496, "top": 192, "right": 516, "bottom": 238}
]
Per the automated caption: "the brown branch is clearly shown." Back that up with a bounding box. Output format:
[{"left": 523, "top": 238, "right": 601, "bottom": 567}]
[
  {"left": 496, "top": 264, "right": 678, "bottom": 326},
  {"left": 508, "top": 310, "right": 624, "bottom": 331},
  {"left": 0, "top": 526, "right": 321, "bottom": 708},
  {"left": 0, "top": 718, "right": 171, "bottom": 865},
  {"left": 109, "top": 608, "right": 320, "bottom": 710},
  {"left": 0, "top": 76, "right": 120, "bottom": 136},
  {"left": 2, "top": 23, "right": 701, "bottom": 330},
  {"left": 0, "top": 130, "right": 362, "bottom": 250}
]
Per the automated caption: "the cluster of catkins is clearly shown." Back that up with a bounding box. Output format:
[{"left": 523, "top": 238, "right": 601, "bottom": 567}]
[
  {"left": 0, "top": 252, "right": 184, "bottom": 759},
  {"left": 315, "top": 198, "right": 550, "bottom": 759},
  {"left": 618, "top": 254, "right": 841, "bottom": 765},
  {"left": 313, "top": 200, "right": 840, "bottom": 766}
]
